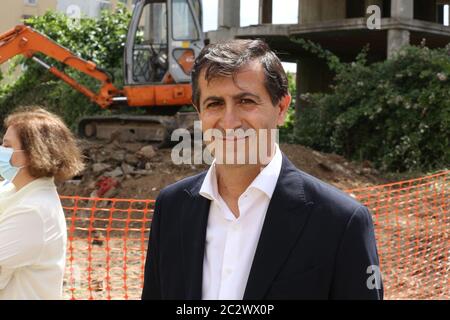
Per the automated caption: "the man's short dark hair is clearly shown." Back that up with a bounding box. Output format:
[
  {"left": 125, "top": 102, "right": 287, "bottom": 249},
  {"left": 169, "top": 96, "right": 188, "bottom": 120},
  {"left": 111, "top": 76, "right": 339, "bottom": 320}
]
[{"left": 191, "top": 39, "right": 289, "bottom": 108}]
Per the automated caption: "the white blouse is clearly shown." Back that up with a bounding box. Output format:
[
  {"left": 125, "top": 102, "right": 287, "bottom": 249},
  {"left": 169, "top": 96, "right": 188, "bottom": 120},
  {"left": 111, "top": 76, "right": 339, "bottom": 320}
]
[{"left": 0, "top": 178, "right": 67, "bottom": 300}]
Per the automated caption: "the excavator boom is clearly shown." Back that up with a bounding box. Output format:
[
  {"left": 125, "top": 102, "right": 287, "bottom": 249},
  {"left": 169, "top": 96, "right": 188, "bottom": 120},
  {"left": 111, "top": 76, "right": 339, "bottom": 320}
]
[{"left": 0, "top": 25, "right": 120, "bottom": 108}]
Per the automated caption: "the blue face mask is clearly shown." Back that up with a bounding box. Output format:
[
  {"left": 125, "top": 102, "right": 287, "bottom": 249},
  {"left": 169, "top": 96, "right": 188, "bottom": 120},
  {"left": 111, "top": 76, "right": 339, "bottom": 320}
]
[{"left": 0, "top": 146, "right": 25, "bottom": 183}]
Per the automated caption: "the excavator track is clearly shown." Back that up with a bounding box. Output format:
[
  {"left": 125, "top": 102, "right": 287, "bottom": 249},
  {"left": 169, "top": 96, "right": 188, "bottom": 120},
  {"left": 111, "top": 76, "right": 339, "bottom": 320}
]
[{"left": 78, "top": 112, "right": 198, "bottom": 146}]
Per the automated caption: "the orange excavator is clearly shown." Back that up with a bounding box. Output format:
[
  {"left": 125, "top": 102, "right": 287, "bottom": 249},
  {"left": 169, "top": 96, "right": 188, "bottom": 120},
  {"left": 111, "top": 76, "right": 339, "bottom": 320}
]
[{"left": 0, "top": 0, "right": 204, "bottom": 144}]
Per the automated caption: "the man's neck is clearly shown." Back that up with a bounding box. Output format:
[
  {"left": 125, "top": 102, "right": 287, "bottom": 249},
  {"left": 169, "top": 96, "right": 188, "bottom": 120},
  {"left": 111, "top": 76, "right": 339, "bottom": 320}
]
[
  {"left": 215, "top": 144, "right": 277, "bottom": 200},
  {"left": 215, "top": 163, "right": 262, "bottom": 200}
]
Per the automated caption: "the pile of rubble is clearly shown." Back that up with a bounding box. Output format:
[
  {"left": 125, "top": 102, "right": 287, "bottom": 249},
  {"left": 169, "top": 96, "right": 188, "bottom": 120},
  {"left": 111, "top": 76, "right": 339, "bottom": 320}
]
[{"left": 76, "top": 140, "right": 161, "bottom": 198}]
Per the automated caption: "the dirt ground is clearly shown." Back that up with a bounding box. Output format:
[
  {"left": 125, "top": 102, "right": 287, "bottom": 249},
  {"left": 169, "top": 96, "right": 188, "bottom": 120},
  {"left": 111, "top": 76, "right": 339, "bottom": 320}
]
[{"left": 58, "top": 139, "right": 387, "bottom": 200}]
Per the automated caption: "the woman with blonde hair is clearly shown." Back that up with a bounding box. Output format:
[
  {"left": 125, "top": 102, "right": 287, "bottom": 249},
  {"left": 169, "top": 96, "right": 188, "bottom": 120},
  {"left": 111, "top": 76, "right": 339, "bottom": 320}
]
[{"left": 0, "top": 107, "right": 84, "bottom": 300}]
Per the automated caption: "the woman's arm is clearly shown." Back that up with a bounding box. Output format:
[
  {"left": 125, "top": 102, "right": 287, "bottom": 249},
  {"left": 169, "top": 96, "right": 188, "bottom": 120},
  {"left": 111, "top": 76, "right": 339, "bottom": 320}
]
[{"left": 0, "top": 207, "right": 45, "bottom": 270}]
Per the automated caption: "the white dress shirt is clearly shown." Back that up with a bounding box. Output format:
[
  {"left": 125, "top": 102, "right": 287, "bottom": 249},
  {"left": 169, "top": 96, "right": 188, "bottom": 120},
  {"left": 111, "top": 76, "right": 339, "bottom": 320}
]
[
  {"left": 199, "top": 143, "right": 283, "bottom": 300},
  {"left": 0, "top": 178, "right": 67, "bottom": 300}
]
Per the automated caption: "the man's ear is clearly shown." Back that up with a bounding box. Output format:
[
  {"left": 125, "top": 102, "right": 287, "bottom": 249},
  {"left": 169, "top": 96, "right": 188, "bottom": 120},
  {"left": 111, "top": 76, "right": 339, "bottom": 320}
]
[{"left": 276, "top": 94, "right": 292, "bottom": 126}]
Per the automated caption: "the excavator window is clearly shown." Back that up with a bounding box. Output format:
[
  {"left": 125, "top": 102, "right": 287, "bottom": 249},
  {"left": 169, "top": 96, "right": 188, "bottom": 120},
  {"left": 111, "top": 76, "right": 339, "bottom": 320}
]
[
  {"left": 191, "top": 0, "right": 203, "bottom": 30},
  {"left": 132, "top": 0, "right": 168, "bottom": 83},
  {"left": 172, "top": 0, "right": 199, "bottom": 40},
  {"left": 125, "top": 0, "right": 203, "bottom": 85}
]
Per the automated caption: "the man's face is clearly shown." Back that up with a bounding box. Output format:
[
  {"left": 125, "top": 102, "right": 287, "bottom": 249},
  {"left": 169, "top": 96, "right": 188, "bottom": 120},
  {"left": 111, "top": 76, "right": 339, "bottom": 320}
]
[{"left": 196, "top": 60, "right": 291, "bottom": 165}]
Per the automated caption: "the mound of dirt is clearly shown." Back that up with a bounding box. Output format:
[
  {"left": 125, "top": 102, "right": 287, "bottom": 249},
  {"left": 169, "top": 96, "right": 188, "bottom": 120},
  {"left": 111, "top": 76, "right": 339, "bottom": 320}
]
[{"left": 58, "top": 139, "right": 387, "bottom": 199}]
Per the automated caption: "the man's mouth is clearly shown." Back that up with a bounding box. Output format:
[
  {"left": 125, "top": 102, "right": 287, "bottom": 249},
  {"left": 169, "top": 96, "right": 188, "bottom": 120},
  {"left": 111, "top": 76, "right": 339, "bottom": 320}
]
[
  {"left": 218, "top": 129, "right": 256, "bottom": 142},
  {"left": 221, "top": 135, "right": 250, "bottom": 141}
]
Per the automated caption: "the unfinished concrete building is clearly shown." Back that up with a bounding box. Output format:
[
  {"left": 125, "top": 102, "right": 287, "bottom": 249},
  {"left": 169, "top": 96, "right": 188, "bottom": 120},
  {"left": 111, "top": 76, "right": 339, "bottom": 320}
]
[{"left": 206, "top": 0, "right": 450, "bottom": 110}]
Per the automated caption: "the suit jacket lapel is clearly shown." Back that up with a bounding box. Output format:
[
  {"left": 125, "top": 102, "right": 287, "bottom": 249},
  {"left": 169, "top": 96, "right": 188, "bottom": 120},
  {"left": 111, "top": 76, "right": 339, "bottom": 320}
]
[
  {"left": 181, "top": 173, "right": 210, "bottom": 299},
  {"left": 243, "top": 155, "right": 314, "bottom": 300}
]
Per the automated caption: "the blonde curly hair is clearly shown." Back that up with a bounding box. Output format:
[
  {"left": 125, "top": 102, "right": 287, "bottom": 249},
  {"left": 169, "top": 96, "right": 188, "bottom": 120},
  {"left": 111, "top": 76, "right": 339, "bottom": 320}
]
[{"left": 4, "top": 107, "right": 85, "bottom": 181}]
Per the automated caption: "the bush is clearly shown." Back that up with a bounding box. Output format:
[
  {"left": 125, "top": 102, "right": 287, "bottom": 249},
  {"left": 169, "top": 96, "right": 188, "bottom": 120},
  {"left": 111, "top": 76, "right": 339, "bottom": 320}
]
[
  {"left": 279, "top": 72, "right": 297, "bottom": 143},
  {"left": 293, "top": 38, "right": 450, "bottom": 173},
  {"left": 0, "top": 6, "right": 131, "bottom": 130}
]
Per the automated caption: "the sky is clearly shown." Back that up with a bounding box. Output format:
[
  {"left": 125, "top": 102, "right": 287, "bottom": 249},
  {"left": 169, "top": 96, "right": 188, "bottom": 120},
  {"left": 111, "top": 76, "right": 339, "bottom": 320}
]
[{"left": 446, "top": 5, "right": 449, "bottom": 26}]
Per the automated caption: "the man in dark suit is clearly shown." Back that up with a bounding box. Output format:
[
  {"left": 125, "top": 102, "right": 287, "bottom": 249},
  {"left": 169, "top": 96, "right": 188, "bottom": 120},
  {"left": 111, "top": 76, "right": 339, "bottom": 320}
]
[{"left": 142, "top": 39, "right": 383, "bottom": 300}]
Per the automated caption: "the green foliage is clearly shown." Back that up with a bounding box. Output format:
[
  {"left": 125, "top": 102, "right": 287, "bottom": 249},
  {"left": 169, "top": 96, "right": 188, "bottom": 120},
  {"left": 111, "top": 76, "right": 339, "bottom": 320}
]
[
  {"left": 279, "top": 72, "right": 297, "bottom": 143},
  {"left": 292, "top": 38, "right": 450, "bottom": 172},
  {"left": 0, "top": 6, "right": 131, "bottom": 130}
]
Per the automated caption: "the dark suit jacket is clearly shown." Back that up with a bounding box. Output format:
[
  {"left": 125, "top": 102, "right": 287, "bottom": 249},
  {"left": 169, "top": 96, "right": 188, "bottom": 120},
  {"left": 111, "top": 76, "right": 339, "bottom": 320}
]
[{"left": 142, "top": 154, "right": 383, "bottom": 300}]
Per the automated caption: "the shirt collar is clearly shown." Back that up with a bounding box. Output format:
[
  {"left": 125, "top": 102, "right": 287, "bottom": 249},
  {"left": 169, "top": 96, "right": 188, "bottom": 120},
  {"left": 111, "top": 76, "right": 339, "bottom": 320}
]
[
  {"left": 248, "top": 143, "right": 282, "bottom": 198},
  {"left": 199, "top": 143, "right": 282, "bottom": 201},
  {"left": 199, "top": 159, "right": 219, "bottom": 202}
]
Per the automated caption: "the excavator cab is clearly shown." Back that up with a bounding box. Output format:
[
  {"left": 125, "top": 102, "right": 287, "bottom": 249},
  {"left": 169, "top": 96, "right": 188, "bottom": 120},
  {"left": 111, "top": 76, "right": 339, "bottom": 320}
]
[{"left": 125, "top": 0, "right": 204, "bottom": 86}]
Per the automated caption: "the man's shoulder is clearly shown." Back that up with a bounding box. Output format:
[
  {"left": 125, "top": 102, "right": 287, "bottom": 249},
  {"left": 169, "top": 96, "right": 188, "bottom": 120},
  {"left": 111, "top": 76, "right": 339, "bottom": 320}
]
[
  {"left": 157, "top": 170, "right": 207, "bottom": 201},
  {"left": 301, "top": 169, "right": 359, "bottom": 203},
  {"left": 288, "top": 161, "right": 365, "bottom": 220}
]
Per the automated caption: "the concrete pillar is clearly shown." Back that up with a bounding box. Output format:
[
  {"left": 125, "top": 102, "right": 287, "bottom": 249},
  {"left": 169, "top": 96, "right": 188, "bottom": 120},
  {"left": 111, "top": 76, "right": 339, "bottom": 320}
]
[
  {"left": 297, "top": 58, "right": 333, "bottom": 94},
  {"left": 295, "top": 58, "right": 333, "bottom": 118},
  {"left": 387, "top": 29, "right": 410, "bottom": 57},
  {"left": 218, "top": 0, "right": 240, "bottom": 28},
  {"left": 387, "top": 0, "right": 413, "bottom": 57},
  {"left": 299, "top": 0, "right": 346, "bottom": 23},
  {"left": 391, "top": 0, "right": 413, "bottom": 19},
  {"left": 259, "top": 0, "right": 272, "bottom": 24}
]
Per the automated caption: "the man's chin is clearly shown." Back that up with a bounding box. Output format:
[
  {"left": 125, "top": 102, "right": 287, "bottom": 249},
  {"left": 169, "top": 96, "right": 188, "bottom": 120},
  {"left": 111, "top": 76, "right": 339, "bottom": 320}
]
[
  {"left": 213, "top": 151, "right": 262, "bottom": 166},
  {"left": 215, "top": 162, "right": 250, "bottom": 169}
]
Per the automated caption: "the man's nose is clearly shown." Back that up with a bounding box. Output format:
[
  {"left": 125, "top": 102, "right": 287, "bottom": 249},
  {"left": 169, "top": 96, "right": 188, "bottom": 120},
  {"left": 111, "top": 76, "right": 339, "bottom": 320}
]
[{"left": 219, "top": 105, "right": 242, "bottom": 131}]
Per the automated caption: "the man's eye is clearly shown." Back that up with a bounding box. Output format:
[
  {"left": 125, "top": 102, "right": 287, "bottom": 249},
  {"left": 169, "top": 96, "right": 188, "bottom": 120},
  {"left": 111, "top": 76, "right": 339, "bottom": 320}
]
[
  {"left": 206, "top": 102, "right": 221, "bottom": 108},
  {"left": 240, "top": 99, "right": 255, "bottom": 105}
]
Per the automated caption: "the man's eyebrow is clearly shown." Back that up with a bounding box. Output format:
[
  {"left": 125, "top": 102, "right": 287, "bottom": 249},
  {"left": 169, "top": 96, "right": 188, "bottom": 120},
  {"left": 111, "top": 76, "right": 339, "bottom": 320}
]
[
  {"left": 202, "top": 96, "right": 224, "bottom": 105},
  {"left": 233, "top": 92, "right": 261, "bottom": 102}
]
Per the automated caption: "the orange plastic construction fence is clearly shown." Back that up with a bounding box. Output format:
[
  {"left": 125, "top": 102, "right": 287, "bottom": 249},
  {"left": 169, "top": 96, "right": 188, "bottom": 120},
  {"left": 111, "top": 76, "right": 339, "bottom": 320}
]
[{"left": 61, "top": 170, "right": 449, "bottom": 300}]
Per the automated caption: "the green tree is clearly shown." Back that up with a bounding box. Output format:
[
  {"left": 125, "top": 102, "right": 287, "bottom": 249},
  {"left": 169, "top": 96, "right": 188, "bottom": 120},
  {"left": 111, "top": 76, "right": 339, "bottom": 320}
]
[
  {"left": 293, "top": 38, "right": 450, "bottom": 173},
  {"left": 279, "top": 72, "right": 297, "bottom": 143}
]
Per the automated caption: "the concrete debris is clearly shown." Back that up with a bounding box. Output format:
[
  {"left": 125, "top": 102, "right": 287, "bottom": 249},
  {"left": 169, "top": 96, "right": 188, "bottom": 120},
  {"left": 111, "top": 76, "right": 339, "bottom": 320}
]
[
  {"left": 92, "top": 163, "right": 112, "bottom": 174},
  {"left": 104, "top": 167, "right": 123, "bottom": 178},
  {"left": 137, "top": 145, "right": 156, "bottom": 160},
  {"left": 124, "top": 154, "right": 139, "bottom": 166},
  {"left": 121, "top": 163, "right": 135, "bottom": 175},
  {"left": 111, "top": 150, "right": 126, "bottom": 162}
]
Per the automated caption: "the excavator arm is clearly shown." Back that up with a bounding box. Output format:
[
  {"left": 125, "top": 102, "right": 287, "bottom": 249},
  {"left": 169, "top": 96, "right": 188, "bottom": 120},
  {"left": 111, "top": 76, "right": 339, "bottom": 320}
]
[
  {"left": 0, "top": 25, "right": 121, "bottom": 108},
  {"left": 0, "top": 19, "right": 199, "bottom": 144}
]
